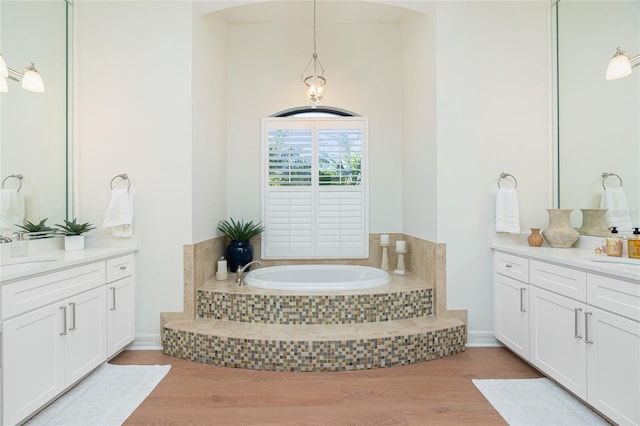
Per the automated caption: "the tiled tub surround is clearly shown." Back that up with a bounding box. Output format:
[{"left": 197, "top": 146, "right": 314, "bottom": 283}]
[
  {"left": 197, "top": 279, "right": 433, "bottom": 324},
  {"left": 162, "top": 234, "right": 468, "bottom": 371}
]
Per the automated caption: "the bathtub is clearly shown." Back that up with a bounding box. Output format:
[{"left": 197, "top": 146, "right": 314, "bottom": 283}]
[{"left": 244, "top": 264, "right": 391, "bottom": 291}]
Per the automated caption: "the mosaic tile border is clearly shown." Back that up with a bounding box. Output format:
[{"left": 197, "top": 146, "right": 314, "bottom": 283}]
[
  {"left": 162, "top": 324, "right": 466, "bottom": 372},
  {"left": 196, "top": 289, "right": 433, "bottom": 325}
]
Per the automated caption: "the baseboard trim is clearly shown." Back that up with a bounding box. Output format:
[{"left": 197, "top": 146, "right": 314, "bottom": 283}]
[
  {"left": 128, "top": 333, "right": 162, "bottom": 350},
  {"left": 466, "top": 331, "right": 502, "bottom": 347}
]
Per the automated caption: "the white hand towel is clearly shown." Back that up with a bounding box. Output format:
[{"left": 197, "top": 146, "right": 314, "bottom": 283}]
[
  {"left": 0, "top": 188, "right": 25, "bottom": 232},
  {"left": 600, "top": 187, "right": 632, "bottom": 229},
  {"left": 495, "top": 187, "right": 520, "bottom": 233},
  {"left": 103, "top": 189, "right": 134, "bottom": 237}
]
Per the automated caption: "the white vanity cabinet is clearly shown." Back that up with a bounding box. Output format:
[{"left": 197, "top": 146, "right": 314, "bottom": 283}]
[
  {"left": 106, "top": 254, "right": 135, "bottom": 358},
  {"left": 0, "top": 250, "right": 136, "bottom": 426},
  {"left": 494, "top": 252, "right": 530, "bottom": 359},
  {"left": 493, "top": 249, "right": 640, "bottom": 426}
]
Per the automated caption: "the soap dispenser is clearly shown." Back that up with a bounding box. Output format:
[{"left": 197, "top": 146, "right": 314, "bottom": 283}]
[
  {"left": 628, "top": 228, "right": 640, "bottom": 259},
  {"left": 606, "top": 227, "right": 623, "bottom": 257}
]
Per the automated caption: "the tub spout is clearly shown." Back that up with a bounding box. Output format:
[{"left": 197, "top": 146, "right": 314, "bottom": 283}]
[{"left": 236, "top": 260, "right": 262, "bottom": 286}]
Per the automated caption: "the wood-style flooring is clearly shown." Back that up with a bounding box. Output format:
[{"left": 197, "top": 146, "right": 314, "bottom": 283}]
[{"left": 110, "top": 348, "right": 542, "bottom": 425}]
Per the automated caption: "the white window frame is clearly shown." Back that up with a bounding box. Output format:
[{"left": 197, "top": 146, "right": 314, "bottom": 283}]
[{"left": 261, "top": 116, "right": 369, "bottom": 259}]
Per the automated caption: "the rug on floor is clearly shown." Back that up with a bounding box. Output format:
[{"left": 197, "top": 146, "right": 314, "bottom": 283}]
[
  {"left": 473, "top": 378, "right": 608, "bottom": 426},
  {"left": 26, "top": 363, "right": 171, "bottom": 426}
]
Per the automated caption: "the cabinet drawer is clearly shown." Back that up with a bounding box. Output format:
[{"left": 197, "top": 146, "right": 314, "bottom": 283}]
[
  {"left": 2, "top": 262, "right": 106, "bottom": 320},
  {"left": 587, "top": 273, "right": 640, "bottom": 322},
  {"left": 106, "top": 254, "right": 135, "bottom": 283},
  {"left": 530, "top": 260, "right": 586, "bottom": 302},
  {"left": 494, "top": 252, "right": 529, "bottom": 283}
]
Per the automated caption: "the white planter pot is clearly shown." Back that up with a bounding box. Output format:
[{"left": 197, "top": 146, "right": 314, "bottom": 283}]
[{"left": 64, "top": 235, "right": 85, "bottom": 251}]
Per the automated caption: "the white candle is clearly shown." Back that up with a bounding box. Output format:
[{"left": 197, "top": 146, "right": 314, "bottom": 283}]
[
  {"left": 380, "top": 234, "right": 390, "bottom": 245},
  {"left": 396, "top": 240, "right": 406, "bottom": 251},
  {"left": 217, "top": 258, "right": 227, "bottom": 272}
]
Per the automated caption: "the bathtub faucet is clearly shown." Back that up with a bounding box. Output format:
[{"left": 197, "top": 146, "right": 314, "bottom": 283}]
[{"left": 236, "top": 261, "right": 262, "bottom": 286}]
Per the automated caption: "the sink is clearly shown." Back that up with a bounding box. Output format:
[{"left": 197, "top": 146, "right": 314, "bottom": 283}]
[
  {"left": 1, "top": 258, "right": 61, "bottom": 269},
  {"left": 584, "top": 256, "right": 640, "bottom": 267}
]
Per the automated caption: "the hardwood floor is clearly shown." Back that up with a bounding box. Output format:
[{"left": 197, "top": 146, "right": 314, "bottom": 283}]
[{"left": 110, "top": 347, "right": 542, "bottom": 425}]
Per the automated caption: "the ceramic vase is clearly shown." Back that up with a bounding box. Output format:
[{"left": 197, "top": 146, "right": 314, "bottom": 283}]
[
  {"left": 64, "top": 235, "right": 85, "bottom": 251},
  {"left": 226, "top": 240, "right": 253, "bottom": 273},
  {"left": 576, "top": 208, "right": 609, "bottom": 237},
  {"left": 527, "top": 228, "right": 544, "bottom": 247},
  {"left": 542, "top": 209, "right": 579, "bottom": 248}
]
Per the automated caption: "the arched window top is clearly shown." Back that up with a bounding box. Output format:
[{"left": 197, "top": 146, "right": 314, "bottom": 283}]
[{"left": 271, "top": 106, "right": 360, "bottom": 118}]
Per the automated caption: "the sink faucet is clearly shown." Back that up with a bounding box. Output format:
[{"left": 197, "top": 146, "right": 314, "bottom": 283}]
[
  {"left": 0, "top": 236, "right": 13, "bottom": 244},
  {"left": 236, "top": 260, "right": 262, "bottom": 286}
]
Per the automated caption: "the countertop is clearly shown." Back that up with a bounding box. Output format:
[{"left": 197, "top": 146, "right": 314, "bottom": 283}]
[
  {"left": 1, "top": 246, "right": 137, "bottom": 283},
  {"left": 491, "top": 240, "right": 640, "bottom": 282}
]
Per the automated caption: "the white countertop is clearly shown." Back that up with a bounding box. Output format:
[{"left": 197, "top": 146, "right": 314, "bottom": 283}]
[
  {"left": 1, "top": 246, "right": 137, "bottom": 283},
  {"left": 491, "top": 240, "right": 640, "bottom": 282}
]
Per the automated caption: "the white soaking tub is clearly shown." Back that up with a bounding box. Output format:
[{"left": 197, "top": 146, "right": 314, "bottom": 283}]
[{"left": 244, "top": 264, "right": 391, "bottom": 291}]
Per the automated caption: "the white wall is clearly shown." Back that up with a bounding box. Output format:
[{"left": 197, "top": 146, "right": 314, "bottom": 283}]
[
  {"left": 75, "top": 1, "right": 194, "bottom": 340},
  {"left": 435, "top": 1, "right": 551, "bottom": 343},
  {"left": 192, "top": 11, "right": 228, "bottom": 241}
]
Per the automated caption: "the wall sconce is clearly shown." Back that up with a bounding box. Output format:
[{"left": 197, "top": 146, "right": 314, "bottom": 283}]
[
  {"left": 0, "top": 53, "right": 45, "bottom": 93},
  {"left": 605, "top": 47, "right": 640, "bottom": 80},
  {"left": 300, "top": 0, "right": 326, "bottom": 108}
]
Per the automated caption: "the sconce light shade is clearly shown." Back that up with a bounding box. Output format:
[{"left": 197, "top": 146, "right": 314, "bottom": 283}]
[
  {"left": 606, "top": 49, "right": 632, "bottom": 80},
  {"left": 0, "top": 77, "right": 7, "bottom": 93},
  {"left": 21, "top": 64, "right": 45, "bottom": 92},
  {"left": 0, "top": 54, "right": 8, "bottom": 78}
]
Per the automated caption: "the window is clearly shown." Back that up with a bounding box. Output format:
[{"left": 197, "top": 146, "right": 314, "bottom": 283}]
[{"left": 262, "top": 116, "right": 368, "bottom": 259}]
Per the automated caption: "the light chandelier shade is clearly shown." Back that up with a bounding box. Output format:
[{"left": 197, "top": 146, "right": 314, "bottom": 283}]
[
  {"left": 0, "top": 53, "right": 45, "bottom": 93},
  {"left": 300, "top": 0, "right": 326, "bottom": 108},
  {"left": 606, "top": 47, "right": 640, "bottom": 80}
]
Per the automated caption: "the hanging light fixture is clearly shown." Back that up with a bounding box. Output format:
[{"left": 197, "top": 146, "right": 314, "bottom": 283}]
[
  {"left": 605, "top": 47, "right": 640, "bottom": 80},
  {"left": 0, "top": 53, "right": 45, "bottom": 93},
  {"left": 300, "top": 0, "right": 326, "bottom": 108}
]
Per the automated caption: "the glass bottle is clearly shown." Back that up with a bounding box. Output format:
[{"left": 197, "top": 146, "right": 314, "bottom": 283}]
[{"left": 606, "top": 227, "right": 623, "bottom": 257}]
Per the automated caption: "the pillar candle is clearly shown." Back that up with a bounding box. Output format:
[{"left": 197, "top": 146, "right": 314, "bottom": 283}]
[
  {"left": 381, "top": 234, "right": 390, "bottom": 245},
  {"left": 396, "top": 240, "right": 406, "bottom": 251}
]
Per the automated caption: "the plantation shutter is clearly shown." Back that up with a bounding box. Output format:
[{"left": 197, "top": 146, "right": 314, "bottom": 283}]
[{"left": 262, "top": 117, "right": 368, "bottom": 259}]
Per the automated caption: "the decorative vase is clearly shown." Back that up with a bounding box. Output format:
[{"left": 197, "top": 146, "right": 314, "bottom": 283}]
[
  {"left": 542, "top": 209, "right": 580, "bottom": 248},
  {"left": 64, "top": 235, "right": 85, "bottom": 251},
  {"left": 576, "top": 208, "right": 609, "bottom": 237},
  {"left": 226, "top": 240, "right": 254, "bottom": 273},
  {"left": 527, "top": 228, "right": 544, "bottom": 247}
]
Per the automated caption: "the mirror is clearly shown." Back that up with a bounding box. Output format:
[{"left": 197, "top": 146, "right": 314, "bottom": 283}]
[
  {"left": 0, "top": 0, "right": 69, "bottom": 233},
  {"left": 555, "top": 0, "right": 640, "bottom": 235}
]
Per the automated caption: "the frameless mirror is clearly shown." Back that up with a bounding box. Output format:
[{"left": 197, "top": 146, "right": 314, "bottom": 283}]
[
  {"left": 0, "top": 0, "right": 69, "bottom": 233},
  {"left": 555, "top": 0, "right": 640, "bottom": 235}
]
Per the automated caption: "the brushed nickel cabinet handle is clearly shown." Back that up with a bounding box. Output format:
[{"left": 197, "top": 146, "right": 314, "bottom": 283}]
[
  {"left": 585, "top": 311, "right": 594, "bottom": 344},
  {"left": 519, "top": 288, "right": 526, "bottom": 312},
  {"left": 68, "top": 302, "right": 76, "bottom": 331},
  {"left": 110, "top": 287, "right": 117, "bottom": 311},
  {"left": 574, "top": 308, "right": 583, "bottom": 339},
  {"left": 119, "top": 265, "right": 127, "bottom": 270},
  {"left": 60, "top": 306, "right": 67, "bottom": 336}
]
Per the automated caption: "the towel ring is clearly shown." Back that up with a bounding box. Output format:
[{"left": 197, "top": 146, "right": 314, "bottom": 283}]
[
  {"left": 602, "top": 172, "right": 623, "bottom": 189},
  {"left": 110, "top": 173, "right": 131, "bottom": 190},
  {"left": 498, "top": 172, "right": 517, "bottom": 189},
  {"left": 2, "top": 174, "right": 23, "bottom": 191}
]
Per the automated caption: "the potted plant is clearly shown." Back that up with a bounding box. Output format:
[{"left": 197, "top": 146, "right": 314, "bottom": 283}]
[
  {"left": 16, "top": 218, "right": 54, "bottom": 237},
  {"left": 217, "top": 218, "right": 264, "bottom": 272},
  {"left": 55, "top": 218, "right": 96, "bottom": 250}
]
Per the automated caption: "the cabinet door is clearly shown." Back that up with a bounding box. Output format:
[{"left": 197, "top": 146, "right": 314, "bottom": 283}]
[
  {"left": 495, "top": 274, "right": 529, "bottom": 359},
  {"left": 107, "top": 275, "right": 135, "bottom": 357},
  {"left": 2, "top": 303, "right": 65, "bottom": 426},
  {"left": 586, "top": 307, "right": 640, "bottom": 426},
  {"left": 530, "top": 286, "right": 587, "bottom": 399},
  {"left": 65, "top": 286, "right": 107, "bottom": 384}
]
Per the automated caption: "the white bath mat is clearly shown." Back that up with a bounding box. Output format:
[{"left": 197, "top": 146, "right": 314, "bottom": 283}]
[
  {"left": 26, "top": 363, "right": 170, "bottom": 426},
  {"left": 473, "top": 378, "right": 609, "bottom": 425}
]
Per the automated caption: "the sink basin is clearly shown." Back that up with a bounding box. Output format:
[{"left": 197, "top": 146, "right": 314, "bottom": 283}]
[{"left": 584, "top": 256, "right": 640, "bottom": 267}]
